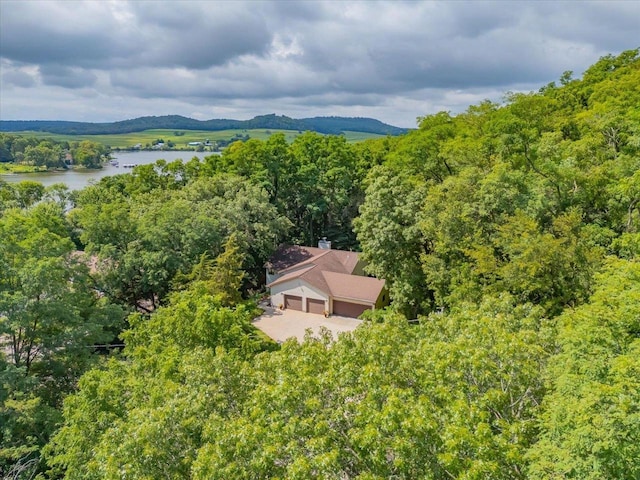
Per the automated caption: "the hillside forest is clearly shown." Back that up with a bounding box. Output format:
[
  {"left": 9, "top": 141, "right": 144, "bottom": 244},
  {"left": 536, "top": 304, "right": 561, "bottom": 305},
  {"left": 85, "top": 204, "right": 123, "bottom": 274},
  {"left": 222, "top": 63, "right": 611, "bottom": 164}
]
[
  {"left": 0, "top": 114, "right": 407, "bottom": 136},
  {"left": 0, "top": 49, "right": 639, "bottom": 479}
]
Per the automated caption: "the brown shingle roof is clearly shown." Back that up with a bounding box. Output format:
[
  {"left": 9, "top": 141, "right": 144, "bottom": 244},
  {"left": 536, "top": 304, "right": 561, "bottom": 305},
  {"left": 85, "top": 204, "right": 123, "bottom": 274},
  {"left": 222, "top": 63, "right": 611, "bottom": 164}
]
[
  {"left": 267, "top": 264, "right": 316, "bottom": 286},
  {"left": 326, "top": 249, "right": 360, "bottom": 274},
  {"left": 265, "top": 245, "right": 326, "bottom": 271},
  {"left": 267, "top": 245, "right": 385, "bottom": 304},
  {"left": 322, "top": 271, "right": 385, "bottom": 303}
]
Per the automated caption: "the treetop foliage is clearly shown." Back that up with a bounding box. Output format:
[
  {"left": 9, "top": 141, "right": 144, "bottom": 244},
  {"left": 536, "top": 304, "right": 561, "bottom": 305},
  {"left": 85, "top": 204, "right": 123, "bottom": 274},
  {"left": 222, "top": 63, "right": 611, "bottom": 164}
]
[{"left": 1, "top": 49, "right": 639, "bottom": 479}]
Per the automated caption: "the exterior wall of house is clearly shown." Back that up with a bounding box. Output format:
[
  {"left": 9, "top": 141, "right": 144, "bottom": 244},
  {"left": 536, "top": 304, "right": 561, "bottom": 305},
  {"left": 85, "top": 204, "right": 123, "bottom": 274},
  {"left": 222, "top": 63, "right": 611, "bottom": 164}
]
[
  {"left": 270, "top": 279, "right": 328, "bottom": 313},
  {"left": 332, "top": 300, "right": 373, "bottom": 318},
  {"left": 266, "top": 269, "right": 280, "bottom": 285},
  {"left": 375, "top": 287, "right": 390, "bottom": 310},
  {"left": 329, "top": 296, "right": 374, "bottom": 314},
  {"left": 351, "top": 259, "right": 367, "bottom": 276},
  {"left": 328, "top": 285, "right": 387, "bottom": 317}
]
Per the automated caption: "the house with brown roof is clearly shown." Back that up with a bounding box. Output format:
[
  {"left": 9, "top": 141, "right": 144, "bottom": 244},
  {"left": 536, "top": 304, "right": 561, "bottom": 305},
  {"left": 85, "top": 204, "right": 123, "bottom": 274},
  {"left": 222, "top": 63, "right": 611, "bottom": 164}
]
[{"left": 266, "top": 240, "right": 388, "bottom": 318}]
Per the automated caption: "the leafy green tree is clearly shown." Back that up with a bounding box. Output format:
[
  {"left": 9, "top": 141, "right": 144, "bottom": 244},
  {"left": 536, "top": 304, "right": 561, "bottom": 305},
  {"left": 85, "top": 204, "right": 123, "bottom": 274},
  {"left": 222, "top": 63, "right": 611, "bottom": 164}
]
[
  {"left": 71, "top": 141, "right": 107, "bottom": 169},
  {"left": 387, "top": 111, "right": 457, "bottom": 181},
  {"left": 22, "top": 142, "right": 63, "bottom": 169},
  {"left": 0, "top": 202, "right": 123, "bottom": 475},
  {"left": 214, "top": 132, "right": 363, "bottom": 248},
  {"left": 354, "top": 166, "right": 430, "bottom": 317},
  {"left": 8, "top": 137, "right": 37, "bottom": 164},
  {"left": 0, "top": 180, "right": 17, "bottom": 213},
  {"left": 43, "top": 183, "right": 72, "bottom": 211},
  {"left": 0, "top": 134, "right": 15, "bottom": 162},
  {"left": 417, "top": 165, "right": 604, "bottom": 315},
  {"left": 526, "top": 258, "right": 640, "bottom": 479},
  {"left": 283, "top": 133, "right": 361, "bottom": 246},
  {"left": 203, "top": 233, "right": 245, "bottom": 306},
  {"left": 11, "top": 181, "right": 45, "bottom": 209},
  {"left": 73, "top": 175, "right": 289, "bottom": 309},
  {"left": 193, "top": 297, "right": 549, "bottom": 480},
  {"left": 48, "top": 294, "right": 550, "bottom": 480},
  {"left": 46, "top": 271, "right": 273, "bottom": 479}
]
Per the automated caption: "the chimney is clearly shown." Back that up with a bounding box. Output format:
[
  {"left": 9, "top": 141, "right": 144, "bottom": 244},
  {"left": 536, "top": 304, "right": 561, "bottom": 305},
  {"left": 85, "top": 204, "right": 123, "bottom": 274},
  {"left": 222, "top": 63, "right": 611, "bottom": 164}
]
[{"left": 318, "top": 237, "right": 331, "bottom": 249}]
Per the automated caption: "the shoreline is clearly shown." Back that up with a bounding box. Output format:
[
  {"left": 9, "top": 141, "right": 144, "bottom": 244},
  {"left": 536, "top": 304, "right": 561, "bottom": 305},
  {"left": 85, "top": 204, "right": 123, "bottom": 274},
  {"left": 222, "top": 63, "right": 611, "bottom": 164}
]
[{"left": 0, "top": 166, "right": 104, "bottom": 176}]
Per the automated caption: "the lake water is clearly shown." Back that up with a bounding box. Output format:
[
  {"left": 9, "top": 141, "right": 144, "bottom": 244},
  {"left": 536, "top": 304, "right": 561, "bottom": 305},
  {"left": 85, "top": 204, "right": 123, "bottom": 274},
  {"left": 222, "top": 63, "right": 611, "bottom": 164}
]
[{"left": 1, "top": 151, "right": 215, "bottom": 191}]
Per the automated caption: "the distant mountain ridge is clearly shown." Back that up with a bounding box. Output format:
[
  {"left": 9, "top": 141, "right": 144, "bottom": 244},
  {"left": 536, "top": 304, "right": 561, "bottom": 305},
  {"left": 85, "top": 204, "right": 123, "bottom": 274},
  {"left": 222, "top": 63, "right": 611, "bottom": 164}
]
[{"left": 0, "top": 114, "right": 408, "bottom": 136}]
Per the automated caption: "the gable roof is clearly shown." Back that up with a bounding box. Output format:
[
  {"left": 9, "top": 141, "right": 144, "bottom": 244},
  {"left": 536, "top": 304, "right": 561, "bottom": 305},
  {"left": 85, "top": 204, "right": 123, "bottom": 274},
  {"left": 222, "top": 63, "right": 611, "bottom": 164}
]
[
  {"left": 267, "top": 245, "right": 384, "bottom": 304},
  {"left": 322, "top": 271, "right": 385, "bottom": 303}
]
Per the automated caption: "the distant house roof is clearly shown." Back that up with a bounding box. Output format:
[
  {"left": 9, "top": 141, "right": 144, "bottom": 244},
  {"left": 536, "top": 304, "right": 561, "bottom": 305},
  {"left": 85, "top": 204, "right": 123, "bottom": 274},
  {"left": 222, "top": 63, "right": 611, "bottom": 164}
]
[{"left": 266, "top": 245, "right": 384, "bottom": 304}]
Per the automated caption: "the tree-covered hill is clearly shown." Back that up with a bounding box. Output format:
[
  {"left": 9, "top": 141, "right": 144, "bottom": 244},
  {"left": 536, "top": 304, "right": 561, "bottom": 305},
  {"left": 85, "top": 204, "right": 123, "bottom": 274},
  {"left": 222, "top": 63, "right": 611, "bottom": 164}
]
[
  {"left": 0, "top": 114, "right": 408, "bottom": 136},
  {"left": 1, "top": 49, "right": 639, "bottom": 479}
]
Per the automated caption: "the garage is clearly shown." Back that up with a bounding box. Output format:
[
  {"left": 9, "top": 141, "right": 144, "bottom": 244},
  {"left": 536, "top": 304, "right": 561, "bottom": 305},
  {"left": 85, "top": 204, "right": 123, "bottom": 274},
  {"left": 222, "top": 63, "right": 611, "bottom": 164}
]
[
  {"left": 333, "top": 300, "right": 372, "bottom": 318},
  {"left": 284, "top": 295, "right": 303, "bottom": 311},
  {"left": 307, "top": 298, "right": 326, "bottom": 315}
]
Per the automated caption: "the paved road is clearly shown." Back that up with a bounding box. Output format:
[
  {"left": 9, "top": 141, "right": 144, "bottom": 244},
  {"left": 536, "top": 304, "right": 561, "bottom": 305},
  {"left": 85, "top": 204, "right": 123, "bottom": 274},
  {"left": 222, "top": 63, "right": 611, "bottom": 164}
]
[{"left": 253, "top": 303, "right": 362, "bottom": 343}]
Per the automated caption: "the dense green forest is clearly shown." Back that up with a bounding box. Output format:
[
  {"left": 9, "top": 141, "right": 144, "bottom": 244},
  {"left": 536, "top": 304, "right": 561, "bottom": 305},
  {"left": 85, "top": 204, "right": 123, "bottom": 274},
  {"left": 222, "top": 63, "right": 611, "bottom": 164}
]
[
  {"left": 0, "top": 114, "right": 407, "bottom": 136},
  {"left": 1, "top": 50, "right": 639, "bottom": 479}
]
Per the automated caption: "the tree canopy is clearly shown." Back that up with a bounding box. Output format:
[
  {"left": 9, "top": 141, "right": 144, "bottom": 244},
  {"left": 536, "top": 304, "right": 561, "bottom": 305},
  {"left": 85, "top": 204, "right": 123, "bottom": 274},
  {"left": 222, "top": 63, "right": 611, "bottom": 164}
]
[{"left": 1, "top": 49, "right": 639, "bottom": 479}]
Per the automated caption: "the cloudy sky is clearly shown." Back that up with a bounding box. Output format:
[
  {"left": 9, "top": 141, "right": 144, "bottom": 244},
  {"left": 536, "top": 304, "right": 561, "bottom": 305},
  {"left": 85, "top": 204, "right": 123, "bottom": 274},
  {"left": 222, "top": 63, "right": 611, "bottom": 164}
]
[{"left": 1, "top": 1, "right": 638, "bottom": 128}]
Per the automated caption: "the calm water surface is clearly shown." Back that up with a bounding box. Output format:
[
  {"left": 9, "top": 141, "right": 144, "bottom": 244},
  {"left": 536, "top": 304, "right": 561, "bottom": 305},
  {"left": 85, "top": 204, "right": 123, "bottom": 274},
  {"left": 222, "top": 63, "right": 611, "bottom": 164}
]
[{"left": 1, "top": 151, "right": 215, "bottom": 191}]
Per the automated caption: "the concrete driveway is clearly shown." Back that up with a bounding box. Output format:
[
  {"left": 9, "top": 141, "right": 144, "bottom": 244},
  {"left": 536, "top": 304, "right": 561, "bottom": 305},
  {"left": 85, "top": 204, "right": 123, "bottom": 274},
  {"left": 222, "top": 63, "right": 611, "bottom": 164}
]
[{"left": 253, "top": 303, "right": 363, "bottom": 343}]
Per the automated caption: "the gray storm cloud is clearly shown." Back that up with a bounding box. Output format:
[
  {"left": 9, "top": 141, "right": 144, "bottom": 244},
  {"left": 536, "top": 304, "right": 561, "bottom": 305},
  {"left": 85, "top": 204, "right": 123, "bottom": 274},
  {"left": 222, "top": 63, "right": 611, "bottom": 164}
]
[{"left": 0, "top": 0, "right": 637, "bottom": 127}]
